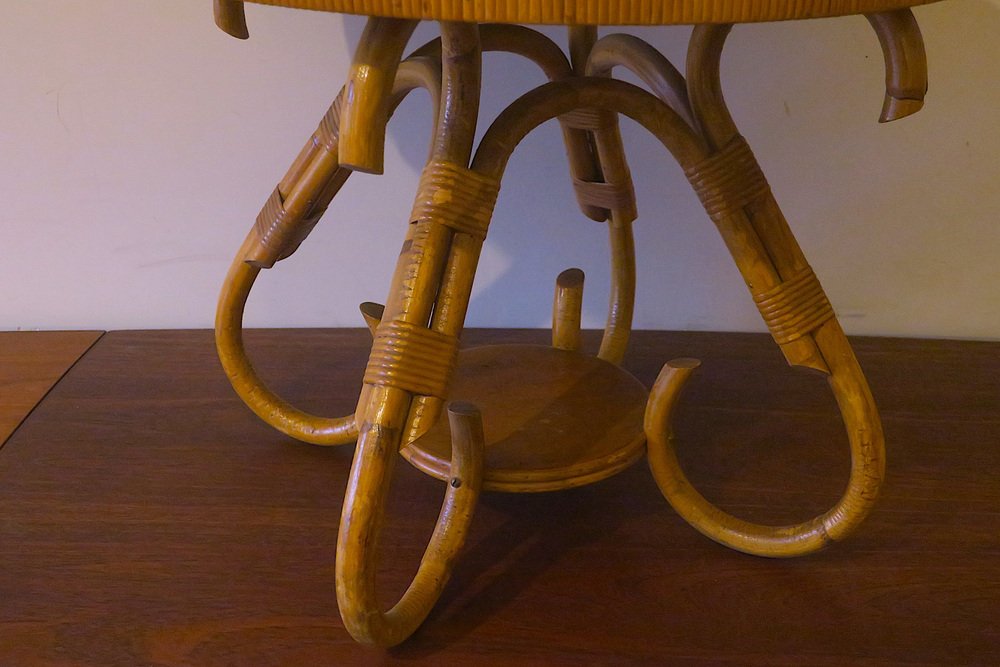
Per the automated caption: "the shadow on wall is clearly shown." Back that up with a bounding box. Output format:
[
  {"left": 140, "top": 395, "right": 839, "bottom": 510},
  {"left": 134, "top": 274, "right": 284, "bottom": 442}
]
[{"left": 338, "top": 2, "right": 999, "bottom": 338}]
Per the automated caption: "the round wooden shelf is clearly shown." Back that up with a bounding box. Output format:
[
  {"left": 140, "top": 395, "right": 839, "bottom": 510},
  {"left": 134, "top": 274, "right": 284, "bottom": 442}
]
[{"left": 401, "top": 344, "right": 648, "bottom": 492}]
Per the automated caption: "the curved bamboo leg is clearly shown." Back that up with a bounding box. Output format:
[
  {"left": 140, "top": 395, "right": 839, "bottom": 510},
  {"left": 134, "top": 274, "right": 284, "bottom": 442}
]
[
  {"left": 411, "top": 24, "right": 606, "bottom": 222},
  {"left": 638, "top": 25, "right": 885, "bottom": 556},
  {"left": 588, "top": 33, "right": 694, "bottom": 127},
  {"left": 473, "top": 70, "right": 884, "bottom": 557},
  {"left": 337, "top": 23, "right": 489, "bottom": 647},
  {"left": 215, "top": 58, "right": 442, "bottom": 446},
  {"left": 563, "top": 29, "right": 639, "bottom": 366},
  {"left": 339, "top": 402, "right": 485, "bottom": 645},
  {"left": 687, "top": 25, "right": 831, "bottom": 373},
  {"left": 411, "top": 26, "right": 637, "bottom": 365},
  {"left": 645, "top": 357, "right": 881, "bottom": 557}
]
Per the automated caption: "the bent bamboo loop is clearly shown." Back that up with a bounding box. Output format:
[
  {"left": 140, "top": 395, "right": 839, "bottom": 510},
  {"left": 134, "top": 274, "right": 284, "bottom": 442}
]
[
  {"left": 337, "top": 403, "right": 485, "bottom": 646},
  {"left": 413, "top": 27, "right": 640, "bottom": 365},
  {"left": 587, "top": 33, "right": 695, "bottom": 129},
  {"left": 660, "top": 25, "right": 886, "bottom": 554},
  {"left": 473, "top": 78, "right": 707, "bottom": 189},
  {"left": 471, "top": 70, "right": 884, "bottom": 556},
  {"left": 645, "top": 353, "right": 884, "bottom": 557},
  {"left": 337, "top": 22, "right": 484, "bottom": 647},
  {"left": 687, "top": 25, "right": 832, "bottom": 373},
  {"left": 214, "top": 58, "right": 442, "bottom": 446}
]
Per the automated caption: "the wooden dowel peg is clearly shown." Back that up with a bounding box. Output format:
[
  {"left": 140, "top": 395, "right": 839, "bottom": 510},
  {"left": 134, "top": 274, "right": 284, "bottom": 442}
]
[{"left": 553, "top": 268, "right": 585, "bottom": 352}]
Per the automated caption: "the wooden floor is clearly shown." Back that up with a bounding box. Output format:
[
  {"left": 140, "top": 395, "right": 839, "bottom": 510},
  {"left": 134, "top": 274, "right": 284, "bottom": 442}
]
[{"left": 1, "top": 329, "right": 997, "bottom": 665}]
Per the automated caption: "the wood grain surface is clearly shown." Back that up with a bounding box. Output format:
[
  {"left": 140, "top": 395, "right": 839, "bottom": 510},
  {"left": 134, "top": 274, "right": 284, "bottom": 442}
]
[
  {"left": 1, "top": 328, "right": 997, "bottom": 665},
  {"left": 0, "top": 330, "right": 103, "bottom": 446}
]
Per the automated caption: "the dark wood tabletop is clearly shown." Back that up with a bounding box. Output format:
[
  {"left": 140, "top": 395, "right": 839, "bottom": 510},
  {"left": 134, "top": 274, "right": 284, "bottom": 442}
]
[{"left": 1, "top": 328, "right": 997, "bottom": 665}]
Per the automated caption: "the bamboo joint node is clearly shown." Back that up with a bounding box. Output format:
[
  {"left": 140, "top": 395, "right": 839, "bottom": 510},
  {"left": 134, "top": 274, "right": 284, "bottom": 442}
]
[
  {"left": 409, "top": 161, "right": 500, "bottom": 240},
  {"left": 363, "top": 320, "right": 460, "bottom": 398},
  {"left": 684, "top": 135, "right": 770, "bottom": 222},
  {"left": 752, "top": 266, "right": 835, "bottom": 345}
]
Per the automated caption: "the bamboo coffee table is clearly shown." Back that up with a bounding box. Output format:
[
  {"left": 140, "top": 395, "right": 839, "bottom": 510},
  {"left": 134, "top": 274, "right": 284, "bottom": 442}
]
[{"left": 211, "top": 0, "right": 939, "bottom": 646}]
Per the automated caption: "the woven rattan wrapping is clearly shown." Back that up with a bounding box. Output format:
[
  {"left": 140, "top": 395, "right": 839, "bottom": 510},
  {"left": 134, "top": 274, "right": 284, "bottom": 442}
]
[
  {"left": 573, "top": 178, "right": 635, "bottom": 210},
  {"left": 752, "top": 266, "right": 835, "bottom": 345},
  {"left": 244, "top": 187, "right": 323, "bottom": 267},
  {"left": 315, "top": 96, "right": 343, "bottom": 152},
  {"left": 685, "top": 135, "right": 770, "bottom": 223},
  {"left": 410, "top": 161, "right": 500, "bottom": 240},
  {"left": 242, "top": 0, "right": 938, "bottom": 27},
  {"left": 560, "top": 108, "right": 616, "bottom": 131},
  {"left": 364, "top": 320, "right": 460, "bottom": 398}
]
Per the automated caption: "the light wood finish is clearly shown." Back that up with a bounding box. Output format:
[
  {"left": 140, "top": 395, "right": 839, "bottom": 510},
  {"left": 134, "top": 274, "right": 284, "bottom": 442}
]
[
  {"left": 646, "top": 356, "right": 879, "bottom": 556},
  {"left": 3, "top": 329, "right": 998, "bottom": 664},
  {"left": 208, "top": 3, "right": 946, "bottom": 645},
  {"left": 336, "top": 23, "right": 487, "bottom": 646},
  {"left": 0, "top": 331, "right": 102, "bottom": 446},
  {"left": 401, "top": 344, "right": 648, "bottom": 491},
  {"left": 232, "top": 0, "right": 940, "bottom": 27},
  {"left": 338, "top": 18, "right": 418, "bottom": 173}
]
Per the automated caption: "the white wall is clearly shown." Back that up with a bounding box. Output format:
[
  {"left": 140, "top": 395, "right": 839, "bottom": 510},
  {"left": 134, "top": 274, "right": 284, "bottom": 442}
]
[{"left": 3, "top": 0, "right": 998, "bottom": 338}]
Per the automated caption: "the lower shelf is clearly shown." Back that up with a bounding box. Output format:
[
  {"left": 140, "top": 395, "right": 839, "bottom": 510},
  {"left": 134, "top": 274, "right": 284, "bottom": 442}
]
[{"left": 401, "top": 344, "right": 648, "bottom": 492}]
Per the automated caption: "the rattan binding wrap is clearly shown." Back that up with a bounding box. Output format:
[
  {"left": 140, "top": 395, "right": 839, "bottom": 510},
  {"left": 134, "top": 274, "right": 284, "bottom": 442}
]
[
  {"left": 245, "top": 97, "right": 348, "bottom": 268},
  {"left": 684, "top": 135, "right": 770, "bottom": 223},
  {"left": 573, "top": 179, "right": 635, "bottom": 210},
  {"left": 363, "top": 320, "right": 460, "bottom": 398},
  {"left": 752, "top": 266, "right": 835, "bottom": 345},
  {"left": 410, "top": 161, "right": 500, "bottom": 240},
  {"left": 241, "top": 0, "right": 938, "bottom": 25}
]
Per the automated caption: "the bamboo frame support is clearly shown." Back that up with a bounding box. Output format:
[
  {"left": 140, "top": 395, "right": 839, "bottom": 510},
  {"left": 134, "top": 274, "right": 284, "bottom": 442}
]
[
  {"left": 588, "top": 33, "right": 695, "bottom": 128},
  {"left": 410, "top": 25, "right": 639, "bottom": 365},
  {"left": 209, "top": 8, "right": 924, "bottom": 642},
  {"left": 214, "top": 57, "right": 441, "bottom": 446},
  {"left": 472, "top": 71, "right": 884, "bottom": 557},
  {"left": 337, "top": 22, "right": 487, "bottom": 647},
  {"left": 412, "top": 24, "right": 607, "bottom": 222},
  {"left": 337, "top": 402, "right": 485, "bottom": 646},
  {"left": 645, "top": 356, "right": 883, "bottom": 557},
  {"left": 687, "top": 25, "right": 831, "bottom": 373},
  {"left": 339, "top": 18, "right": 419, "bottom": 173}
]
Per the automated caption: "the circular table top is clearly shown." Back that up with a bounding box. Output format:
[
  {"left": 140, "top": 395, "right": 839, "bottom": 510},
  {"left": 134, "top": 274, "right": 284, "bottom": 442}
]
[{"left": 242, "top": 0, "right": 938, "bottom": 25}]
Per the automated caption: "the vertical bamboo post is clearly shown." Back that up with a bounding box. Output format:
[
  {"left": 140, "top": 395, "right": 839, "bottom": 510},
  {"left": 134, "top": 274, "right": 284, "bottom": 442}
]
[{"left": 552, "top": 268, "right": 585, "bottom": 352}]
